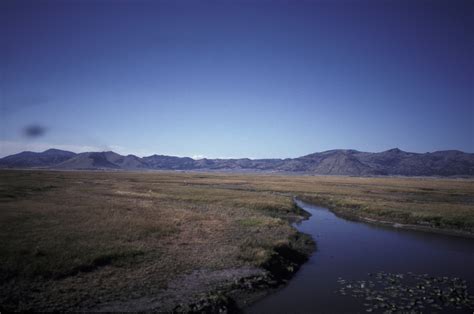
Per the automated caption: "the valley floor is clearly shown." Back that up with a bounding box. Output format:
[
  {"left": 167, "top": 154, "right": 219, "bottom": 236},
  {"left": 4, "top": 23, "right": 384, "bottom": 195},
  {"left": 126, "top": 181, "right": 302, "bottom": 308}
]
[{"left": 0, "top": 170, "right": 472, "bottom": 311}]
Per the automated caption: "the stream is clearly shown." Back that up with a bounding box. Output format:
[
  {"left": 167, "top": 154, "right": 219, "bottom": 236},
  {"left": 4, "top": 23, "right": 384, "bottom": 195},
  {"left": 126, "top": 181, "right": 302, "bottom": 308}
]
[{"left": 247, "top": 199, "right": 474, "bottom": 313}]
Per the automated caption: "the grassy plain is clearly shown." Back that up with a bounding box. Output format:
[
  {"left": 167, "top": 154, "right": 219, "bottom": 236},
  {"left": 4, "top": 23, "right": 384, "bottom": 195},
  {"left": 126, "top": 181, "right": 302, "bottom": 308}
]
[{"left": 0, "top": 170, "right": 473, "bottom": 311}]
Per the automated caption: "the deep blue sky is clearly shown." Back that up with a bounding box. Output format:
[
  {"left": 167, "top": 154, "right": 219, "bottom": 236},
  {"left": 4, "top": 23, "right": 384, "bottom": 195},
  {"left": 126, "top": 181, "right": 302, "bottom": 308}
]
[{"left": 1, "top": 0, "right": 473, "bottom": 158}]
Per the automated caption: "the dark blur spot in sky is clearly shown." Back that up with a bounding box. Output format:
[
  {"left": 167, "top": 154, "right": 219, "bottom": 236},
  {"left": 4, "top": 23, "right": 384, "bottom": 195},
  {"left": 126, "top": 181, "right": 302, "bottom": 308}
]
[{"left": 23, "top": 125, "right": 47, "bottom": 138}]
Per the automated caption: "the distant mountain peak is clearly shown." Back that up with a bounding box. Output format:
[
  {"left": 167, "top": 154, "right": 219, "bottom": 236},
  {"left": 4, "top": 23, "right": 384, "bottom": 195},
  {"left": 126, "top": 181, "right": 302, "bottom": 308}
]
[
  {"left": 0, "top": 148, "right": 472, "bottom": 176},
  {"left": 0, "top": 148, "right": 77, "bottom": 168},
  {"left": 385, "top": 148, "right": 404, "bottom": 153},
  {"left": 43, "top": 148, "right": 75, "bottom": 154}
]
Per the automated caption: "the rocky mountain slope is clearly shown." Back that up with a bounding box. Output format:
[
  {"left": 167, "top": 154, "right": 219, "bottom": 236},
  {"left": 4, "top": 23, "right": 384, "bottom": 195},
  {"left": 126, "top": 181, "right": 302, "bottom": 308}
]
[
  {"left": 1, "top": 148, "right": 472, "bottom": 176},
  {"left": 0, "top": 149, "right": 76, "bottom": 169}
]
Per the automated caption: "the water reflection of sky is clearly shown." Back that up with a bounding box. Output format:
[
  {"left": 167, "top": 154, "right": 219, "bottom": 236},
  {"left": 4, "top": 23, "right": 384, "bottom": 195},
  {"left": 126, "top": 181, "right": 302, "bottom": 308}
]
[{"left": 248, "top": 201, "right": 474, "bottom": 313}]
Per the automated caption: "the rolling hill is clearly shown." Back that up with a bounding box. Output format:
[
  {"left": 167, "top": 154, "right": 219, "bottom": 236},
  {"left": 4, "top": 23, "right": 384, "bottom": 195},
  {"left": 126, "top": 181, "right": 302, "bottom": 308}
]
[{"left": 0, "top": 148, "right": 472, "bottom": 177}]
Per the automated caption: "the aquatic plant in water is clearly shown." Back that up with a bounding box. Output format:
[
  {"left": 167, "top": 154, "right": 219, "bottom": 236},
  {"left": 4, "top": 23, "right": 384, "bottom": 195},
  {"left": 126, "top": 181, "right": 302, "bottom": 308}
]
[{"left": 336, "top": 272, "right": 474, "bottom": 313}]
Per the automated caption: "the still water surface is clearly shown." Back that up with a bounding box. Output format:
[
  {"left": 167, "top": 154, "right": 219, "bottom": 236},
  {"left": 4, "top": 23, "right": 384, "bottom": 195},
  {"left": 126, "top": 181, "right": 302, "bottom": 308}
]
[{"left": 248, "top": 200, "right": 474, "bottom": 313}]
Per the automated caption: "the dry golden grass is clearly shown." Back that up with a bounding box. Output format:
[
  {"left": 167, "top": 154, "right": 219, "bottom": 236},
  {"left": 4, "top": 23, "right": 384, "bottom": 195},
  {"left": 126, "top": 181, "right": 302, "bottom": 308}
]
[
  {"left": 0, "top": 170, "right": 301, "bottom": 311},
  {"left": 0, "top": 170, "right": 472, "bottom": 310}
]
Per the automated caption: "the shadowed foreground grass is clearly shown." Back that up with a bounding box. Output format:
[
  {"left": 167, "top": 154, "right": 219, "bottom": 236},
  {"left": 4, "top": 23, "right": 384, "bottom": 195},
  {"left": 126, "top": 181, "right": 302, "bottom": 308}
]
[{"left": 0, "top": 170, "right": 472, "bottom": 311}]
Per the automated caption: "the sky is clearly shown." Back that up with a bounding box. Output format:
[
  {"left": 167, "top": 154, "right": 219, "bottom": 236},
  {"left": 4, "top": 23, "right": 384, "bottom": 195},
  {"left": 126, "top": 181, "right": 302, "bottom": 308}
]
[{"left": 1, "top": 0, "right": 473, "bottom": 158}]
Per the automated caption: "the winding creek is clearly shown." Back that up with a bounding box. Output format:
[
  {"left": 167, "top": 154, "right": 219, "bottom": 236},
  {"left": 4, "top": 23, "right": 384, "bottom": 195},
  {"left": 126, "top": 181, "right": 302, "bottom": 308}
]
[{"left": 247, "top": 200, "right": 474, "bottom": 313}]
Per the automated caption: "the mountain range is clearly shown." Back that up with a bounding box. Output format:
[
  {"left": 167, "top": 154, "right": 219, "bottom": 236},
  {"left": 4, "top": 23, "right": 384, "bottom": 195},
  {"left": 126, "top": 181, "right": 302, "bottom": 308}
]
[{"left": 0, "top": 148, "right": 473, "bottom": 177}]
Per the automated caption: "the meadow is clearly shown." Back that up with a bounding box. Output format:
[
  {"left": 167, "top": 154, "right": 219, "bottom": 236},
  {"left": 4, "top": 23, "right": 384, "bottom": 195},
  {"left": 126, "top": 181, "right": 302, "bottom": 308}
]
[{"left": 0, "top": 170, "right": 472, "bottom": 311}]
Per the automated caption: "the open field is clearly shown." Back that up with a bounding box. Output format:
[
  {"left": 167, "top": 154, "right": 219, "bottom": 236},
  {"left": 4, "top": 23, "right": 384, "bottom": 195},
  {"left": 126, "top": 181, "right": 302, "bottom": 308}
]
[{"left": 0, "top": 170, "right": 473, "bottom": 311}]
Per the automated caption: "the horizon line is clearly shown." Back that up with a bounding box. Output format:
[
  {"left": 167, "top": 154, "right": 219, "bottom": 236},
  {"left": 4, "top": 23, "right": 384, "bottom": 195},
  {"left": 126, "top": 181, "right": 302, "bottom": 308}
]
[{"left": 1, "top": 146, "right": 471, "bottom": 161}]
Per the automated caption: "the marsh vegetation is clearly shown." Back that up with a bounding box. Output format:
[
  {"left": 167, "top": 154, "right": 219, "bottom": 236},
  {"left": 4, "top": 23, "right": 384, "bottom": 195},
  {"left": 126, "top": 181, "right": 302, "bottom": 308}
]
[{"left": 0, "top": 170, "right": 472, "bottom": 311}]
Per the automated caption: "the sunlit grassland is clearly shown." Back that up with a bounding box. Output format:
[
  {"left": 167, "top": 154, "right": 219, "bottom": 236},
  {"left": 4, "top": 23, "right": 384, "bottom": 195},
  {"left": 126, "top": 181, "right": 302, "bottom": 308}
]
[
  {"left": 0, "top": 170, "right": 472, "bottom": 310},
  {"left": 0, "top": 170, "right": 303, "bottom": 310}
]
